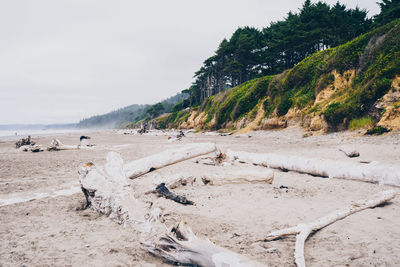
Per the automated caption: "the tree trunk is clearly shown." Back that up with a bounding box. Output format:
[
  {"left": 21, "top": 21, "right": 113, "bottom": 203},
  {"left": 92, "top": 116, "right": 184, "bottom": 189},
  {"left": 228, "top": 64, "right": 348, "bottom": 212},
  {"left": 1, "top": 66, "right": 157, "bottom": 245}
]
[
  {"left": 225, "top": 150, "right": 400, "bottom": 187},
  {"left": 124, "top": 143, "right": 216, "bottom": 179}
]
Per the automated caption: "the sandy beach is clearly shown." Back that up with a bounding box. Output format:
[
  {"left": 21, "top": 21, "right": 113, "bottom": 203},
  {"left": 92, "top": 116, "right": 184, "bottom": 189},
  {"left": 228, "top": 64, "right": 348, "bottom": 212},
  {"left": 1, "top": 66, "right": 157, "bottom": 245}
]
[{"left": 1, "top": 128, "right": 400, "bottom": 266}]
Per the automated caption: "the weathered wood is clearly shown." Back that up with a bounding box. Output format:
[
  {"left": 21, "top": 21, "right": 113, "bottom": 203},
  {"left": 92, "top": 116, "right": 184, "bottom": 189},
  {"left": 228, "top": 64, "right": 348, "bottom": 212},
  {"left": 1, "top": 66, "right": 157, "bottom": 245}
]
[
  {"left": 226, "top": 150, "right": 400, "bottom": 187},
  {"left": 339, "top": 147, "right": 360, "bottom": 158},
  {"left": 124, "top": 143, "right": 216, "bottom": 179},
  {"left": 155, "top": 183, "right": 194, "bottom": 205},
  {"left": 19, "top": 144, "right": 44, "bottom": 152},
  {"left": 144, "top": 221, "right": 265, "bottom": 267},
  {"left": 79, "top": 150, "right": 264, "bottom": 266},
  {"left": 263, "top": 190, "right": 396, "bottom": 267},
  {"left": 143, "top": 167, "right": 274, "bottom": 195},
  {"left": 78, "top": 152, "right": 163, "bottom": 233},
  {"left": 47, "top": 138, "right": 93, "bottom": 151},
  {"left": 15, "top": 136, "right": 35, "bottom": 148}
]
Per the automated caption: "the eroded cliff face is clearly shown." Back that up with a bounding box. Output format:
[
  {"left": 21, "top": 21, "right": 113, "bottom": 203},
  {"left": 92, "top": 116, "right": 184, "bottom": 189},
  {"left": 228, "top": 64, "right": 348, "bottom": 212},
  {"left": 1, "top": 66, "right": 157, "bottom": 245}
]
[
  {"left": 157, "top": 73, "right": 399, "bottom": 135},
  {"left": 376, "top": 76, "right": 400, "bottom": 129}
]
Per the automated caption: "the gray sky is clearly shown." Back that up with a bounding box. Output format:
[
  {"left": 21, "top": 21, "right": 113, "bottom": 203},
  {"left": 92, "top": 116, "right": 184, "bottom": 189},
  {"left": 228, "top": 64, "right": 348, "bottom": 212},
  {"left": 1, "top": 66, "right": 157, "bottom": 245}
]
[{"left": 0, "top": 0, "right": 380, "bottom": 124}]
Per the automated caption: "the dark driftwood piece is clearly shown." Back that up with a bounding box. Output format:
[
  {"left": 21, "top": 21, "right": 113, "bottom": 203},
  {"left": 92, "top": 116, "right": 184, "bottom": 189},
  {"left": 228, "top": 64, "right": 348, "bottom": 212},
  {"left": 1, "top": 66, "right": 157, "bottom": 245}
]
[
  {"left": 339, "top": 148, "right": 360, "bottom": 158},
  {"left": 156, "top": 183, "right": 194, "bottom": 205},
  {"left": 15, "top": 136, "right": 35, "bottom": 148}
]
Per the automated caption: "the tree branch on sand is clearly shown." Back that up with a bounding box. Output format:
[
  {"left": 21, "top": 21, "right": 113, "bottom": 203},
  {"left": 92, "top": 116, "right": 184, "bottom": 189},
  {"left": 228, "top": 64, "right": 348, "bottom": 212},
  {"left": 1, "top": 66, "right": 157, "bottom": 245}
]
[{"left": 262, "top": 190, "right": 396, "bottom": 267}]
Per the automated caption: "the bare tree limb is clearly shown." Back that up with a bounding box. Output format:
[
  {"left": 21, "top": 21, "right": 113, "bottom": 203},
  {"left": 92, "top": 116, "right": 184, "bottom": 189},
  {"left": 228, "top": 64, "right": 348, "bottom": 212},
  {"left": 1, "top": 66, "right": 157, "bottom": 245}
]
[{"left": 263, "top": 190, "right": 396, "bottom": 267}]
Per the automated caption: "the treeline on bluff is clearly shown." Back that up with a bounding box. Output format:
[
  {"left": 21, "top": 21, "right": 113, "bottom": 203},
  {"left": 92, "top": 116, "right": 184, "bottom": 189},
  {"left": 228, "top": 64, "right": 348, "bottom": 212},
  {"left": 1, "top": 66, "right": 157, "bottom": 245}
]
[
  {"left": 76, "top": 93, "right": 187, "bottom": 128},
  {"left": 151, "top": 0, "right": 400, "bottom": 133}
]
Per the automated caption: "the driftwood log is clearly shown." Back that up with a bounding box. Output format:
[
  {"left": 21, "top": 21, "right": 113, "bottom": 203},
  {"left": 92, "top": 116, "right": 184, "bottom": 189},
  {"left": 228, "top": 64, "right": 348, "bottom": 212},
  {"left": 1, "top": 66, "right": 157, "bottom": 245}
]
[
  {"left": 144, "top": 221, "right": 265, "bottom": 267},
  {"left": 47, "top": 139, "right": 93, "bottom": 151},
  {"left": 78, "top": 149, "right": 266, "bottom": 266},
  {"left": 78, "top": 147, "right": 394, "bottom": 267},
  {"left": 19, "top": 144, "right": 44, "bottom": 152},
  {"left": 78, "top": 152, "right": 163, "bottom": 233},
  {"left": 124, "top": 143, "right": 216, "bottom": 179},
  {"left": 225, "top": 150, "right": 400, "bottom": 187},
  {"left": 262, "top": 190, "right": 396, "bottom": 267},
  {"left": 15, "top": 136, "right": 35, "bottom": 148}
]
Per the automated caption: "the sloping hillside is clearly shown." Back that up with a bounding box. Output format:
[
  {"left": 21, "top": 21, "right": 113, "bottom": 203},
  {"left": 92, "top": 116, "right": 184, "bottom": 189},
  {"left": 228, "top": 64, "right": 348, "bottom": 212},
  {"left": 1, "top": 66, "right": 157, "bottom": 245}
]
[
  {"left": 76, "top": 93, "right": 188, "bottom": 129},
  {"left": 76, "top": 104, "right": 148, "bottom": 129},
  {"left": 155, "top": 19, "right": 400, "bottom": 134}
]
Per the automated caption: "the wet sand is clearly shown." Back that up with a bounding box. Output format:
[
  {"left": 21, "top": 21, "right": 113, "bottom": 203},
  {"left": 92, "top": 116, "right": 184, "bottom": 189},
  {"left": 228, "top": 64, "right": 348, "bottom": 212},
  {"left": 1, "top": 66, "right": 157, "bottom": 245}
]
[{"left": 1, "top": 128, "right": 399, "bottom": 266}]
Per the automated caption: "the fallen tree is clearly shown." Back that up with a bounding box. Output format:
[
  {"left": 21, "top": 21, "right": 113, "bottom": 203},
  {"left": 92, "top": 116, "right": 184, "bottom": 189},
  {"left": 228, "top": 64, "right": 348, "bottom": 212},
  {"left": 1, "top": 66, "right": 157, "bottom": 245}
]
[
  {"left": 225, "top": 150, "right": 400, "bottom": 187},
  {"left": 78, "top": 150, "right": 264, "bottom": 266},
  {"left": 262, "top": 190, "right": 396, "bottom": 267},
  {"left": 124, "top": 143, "right": 216, "bottom": 179}
]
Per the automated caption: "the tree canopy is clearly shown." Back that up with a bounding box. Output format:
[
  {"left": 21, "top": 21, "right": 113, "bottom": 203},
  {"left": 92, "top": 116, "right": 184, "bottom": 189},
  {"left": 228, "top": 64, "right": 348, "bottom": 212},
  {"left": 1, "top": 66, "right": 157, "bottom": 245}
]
[{"left": 182, "top": 0, "right": 381, "bottom": 106}]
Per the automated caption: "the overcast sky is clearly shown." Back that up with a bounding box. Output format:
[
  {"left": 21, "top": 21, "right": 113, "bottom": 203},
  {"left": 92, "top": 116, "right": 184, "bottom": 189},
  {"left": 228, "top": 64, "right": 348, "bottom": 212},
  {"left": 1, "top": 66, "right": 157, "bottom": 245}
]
[{"left": 0, "top": 0, "right": 380, "bottom": 124}]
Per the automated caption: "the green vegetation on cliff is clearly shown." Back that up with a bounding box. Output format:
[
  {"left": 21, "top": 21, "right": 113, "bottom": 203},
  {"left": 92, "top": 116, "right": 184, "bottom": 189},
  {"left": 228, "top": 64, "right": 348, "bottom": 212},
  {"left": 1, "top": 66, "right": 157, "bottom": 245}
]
[{"left": 156, "top": 18, "right": 400, "bottom": 131}]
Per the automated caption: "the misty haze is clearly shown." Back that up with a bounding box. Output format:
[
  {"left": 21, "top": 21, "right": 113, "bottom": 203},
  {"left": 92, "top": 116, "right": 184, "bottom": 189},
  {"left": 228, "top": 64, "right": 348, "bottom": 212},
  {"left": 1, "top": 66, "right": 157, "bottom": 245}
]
[{"left": 1, "top": 1, "right": 399, "bottom": 266}]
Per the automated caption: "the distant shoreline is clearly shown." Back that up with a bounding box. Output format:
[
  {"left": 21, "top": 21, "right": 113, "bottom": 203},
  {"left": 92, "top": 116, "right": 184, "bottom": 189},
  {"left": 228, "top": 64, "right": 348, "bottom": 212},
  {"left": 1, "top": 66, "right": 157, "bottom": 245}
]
[{"left": 0, "top": 128, "right": 97, "bottom": 141}]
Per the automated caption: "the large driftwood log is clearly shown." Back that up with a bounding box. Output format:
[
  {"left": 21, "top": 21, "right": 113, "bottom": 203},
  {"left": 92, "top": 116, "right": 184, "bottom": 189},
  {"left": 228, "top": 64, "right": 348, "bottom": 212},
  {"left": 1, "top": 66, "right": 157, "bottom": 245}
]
[
  {"left": 225, "top": 150, "right": 400, "bottom": 187},
  {"left": 79, "top": 150, "right": 265, "bottom": 266},
  {"left": 144, "top": 221, "right": 265, "bottom": 267},
  {"left": 263, "top": 190, "right": 396, "bottom": 267},
  {"left": 124, "top": 143, "right": 216, "bottom": 179},
  {"left": 48, "top": 139, "right": 93, "bottom": 151},
  {"left": 78, "top": 152, "right": 163, "bottom": 233}
]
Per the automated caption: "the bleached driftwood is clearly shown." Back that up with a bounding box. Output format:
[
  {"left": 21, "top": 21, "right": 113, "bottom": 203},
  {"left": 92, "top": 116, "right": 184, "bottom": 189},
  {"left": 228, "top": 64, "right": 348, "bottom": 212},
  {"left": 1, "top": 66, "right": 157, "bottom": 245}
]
[
  {"left": 199, "top": 167, "right": 274, "bottom": 186},
  {"left": 78, "top": 152, "right": 163, "bottom": 233},
  {"left": 143, "top": 167, "right": 274, "bottom": 195},
  {"left": 124, "top": 143, "right": 216, "bottom": 179},
  {"left": 226, "top": 150, "right": 400, "bottom": 187},
  {"left": 263, "top": 190, "right": 396, "bottom": 267},
  {"left": 145, "top": 221, "right": 265, "bottom": 267},
  {"left": 195, "top": 151, "right": 228, "bottom": 166},
  {"left": 47, "top": 138, "right": 93, "bottom": 151},
  {"left": 79, "top": 151, "right": 264, "bottom": 266},
  {"left": 19, "top": 144, "right": 44, "bottom": 152}
]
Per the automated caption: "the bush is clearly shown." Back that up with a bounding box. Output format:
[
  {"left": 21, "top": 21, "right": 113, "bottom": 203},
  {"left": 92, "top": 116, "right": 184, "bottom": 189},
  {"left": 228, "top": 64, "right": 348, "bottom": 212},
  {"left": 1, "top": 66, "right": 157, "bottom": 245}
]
[
  {"left": 348, "top": 117, "right": 374, "bottom": 130},
  {"left": 277, "top": 96, "right": 292, "bottom": 116},
  {"left": 365, "top": 126, "right": 390, "bottom": 135}
]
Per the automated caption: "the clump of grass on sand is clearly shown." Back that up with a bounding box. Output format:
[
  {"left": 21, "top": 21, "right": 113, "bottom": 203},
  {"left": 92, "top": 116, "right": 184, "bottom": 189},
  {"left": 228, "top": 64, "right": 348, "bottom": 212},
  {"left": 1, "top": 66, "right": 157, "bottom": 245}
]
[{"left": 348, "top": 117, "right": 374, "bottom": 130}]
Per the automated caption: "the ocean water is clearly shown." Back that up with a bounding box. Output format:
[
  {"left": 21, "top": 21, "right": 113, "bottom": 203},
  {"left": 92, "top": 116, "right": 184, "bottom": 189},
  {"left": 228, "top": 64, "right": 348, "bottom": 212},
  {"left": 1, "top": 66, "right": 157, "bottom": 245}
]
[{"left": 0, "top": 129, "right": 86, "bottom": 138}]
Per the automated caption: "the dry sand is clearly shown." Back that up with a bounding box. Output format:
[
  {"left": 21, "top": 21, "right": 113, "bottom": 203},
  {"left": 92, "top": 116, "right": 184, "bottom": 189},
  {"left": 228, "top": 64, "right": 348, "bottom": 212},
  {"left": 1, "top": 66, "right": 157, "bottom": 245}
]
[{"left": 1, "top": 128, "right": 400, "bottom": 266}]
